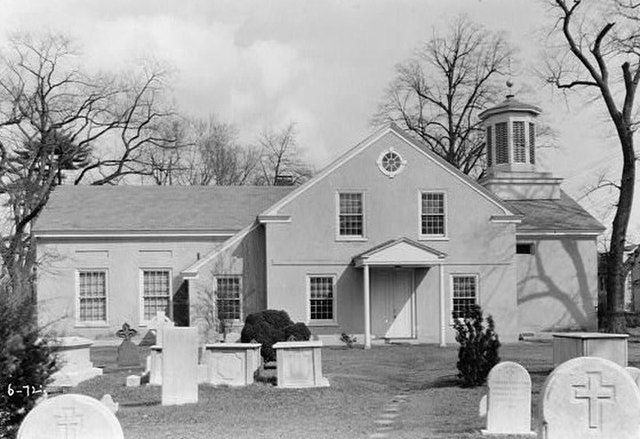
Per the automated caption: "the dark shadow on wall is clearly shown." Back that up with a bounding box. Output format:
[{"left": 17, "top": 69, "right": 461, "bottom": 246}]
[
  {"left": 517, "top": 239, "right": 594, "bottom": 329},
  {"left": 173, "top": 280, "right": 189, "bottom": 326}
]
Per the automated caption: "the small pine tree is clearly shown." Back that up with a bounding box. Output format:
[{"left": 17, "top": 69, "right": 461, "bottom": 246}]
[
  {"left": 453, "top": 304, "right": 500, "bottom": 387},
  {"left": 0, "top": 293, "right": 58, "bottom": 438}
]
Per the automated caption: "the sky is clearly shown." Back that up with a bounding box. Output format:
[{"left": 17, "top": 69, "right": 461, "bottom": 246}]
[{"left": 0, "top": 0, "right": 637, "bottom": 245}]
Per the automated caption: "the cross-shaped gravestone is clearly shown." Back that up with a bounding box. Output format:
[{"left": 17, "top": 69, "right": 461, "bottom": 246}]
[
  {"left": 572, "top": 372, "right": 614, "bottom": 430},
  {"left": 539, "top": 356, "right": 640, "bottom": 439},
  {"left": 18, "top": 394, "right": 123, "bottom": 439},
  {"left": 55, "top": 407, "right": 82, "bottom": 439}
]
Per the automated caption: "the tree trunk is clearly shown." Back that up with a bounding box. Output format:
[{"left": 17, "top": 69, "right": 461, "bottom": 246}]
[{"left": 604, "top": 131, "right": 635, "bottom": 333}]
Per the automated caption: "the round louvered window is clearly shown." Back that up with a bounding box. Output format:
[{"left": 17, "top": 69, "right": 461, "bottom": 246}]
[{"left": 377, "top": 148, "right": 406, "bottom": 178}]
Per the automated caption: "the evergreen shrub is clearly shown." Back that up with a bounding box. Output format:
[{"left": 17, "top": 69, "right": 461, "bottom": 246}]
[
  {"left": 240, "top": 310, "right": 310, "bottom": 362},
  {"left": 453, "top": 304, "right": 500, "bottom": 387},
  {"left": 0, "top": 294, "right": 58, "bottom": 438}
]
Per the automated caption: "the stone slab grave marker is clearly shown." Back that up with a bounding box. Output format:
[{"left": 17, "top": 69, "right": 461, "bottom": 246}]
[
  {"left": 540, "top": 356, "right": 640, "bottom": 439},
  {"left": 18, "top": 393, "right": 124, "bottom": 439},
  {"left": 204, "top": 342, "right": 262, "bottom": 386},
  {"left": 49, "top": 336, "right": 103, "bottom": 387},
  {"left": 480, "top": 361, "right": 535, "bottom": 436},
  {"left": 116, "top": 322, "right": 140, "bottom": 367},
  {"left": 273, "top": 340, "right": 329, "bottom": 388},
  {"left": 625, "top": 366, "right": 640, "bottom": 387},
  {"left": 148, "top": 311, "right": 174, "bottom": 346},
  {"left": 162, "top": 326, "right": 199, "bottom": 405}
]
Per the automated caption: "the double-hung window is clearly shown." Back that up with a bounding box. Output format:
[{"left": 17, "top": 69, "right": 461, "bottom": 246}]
[
  {"left": 420, "top": 192, "right": 446, "bottom": 237},
  {"left": 451, "top": 274, "right": 478, "bottom": 320},
  {"left": 308, "top": 275, "right": 336, "bottom": 323},
  {"left": 77, "top": 270, "right": 107, "bottom": 324},
  {"left": 215, "top": 275, "right": 242, "bottom": 321},
  {"left": 141, "top": 270, "right": 171, "bottom": 322},
  {"left": 338, "top": 192, "right": 364, "bottom": 238}
]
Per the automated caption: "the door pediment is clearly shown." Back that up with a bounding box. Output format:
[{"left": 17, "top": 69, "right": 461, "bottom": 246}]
[{"left": 353, "top": 237, "right": 446, "bottom": 267}]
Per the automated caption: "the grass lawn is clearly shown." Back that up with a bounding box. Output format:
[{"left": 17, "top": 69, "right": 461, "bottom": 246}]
[{"left": 60, "top": 340, "right": 640, "bottom": 439}]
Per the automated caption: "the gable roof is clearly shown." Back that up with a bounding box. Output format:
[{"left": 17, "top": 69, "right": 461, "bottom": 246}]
[
  {"left": 34, "top": 185, "right": 294, "bottom": 236},
  {"left": 504, "top": 190, "right": 605, "bottom": 235},
  {"left": 261, "top": 123, "right": 516, "bottom": 218}
]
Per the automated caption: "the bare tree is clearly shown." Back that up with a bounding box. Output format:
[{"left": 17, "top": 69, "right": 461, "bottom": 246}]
[
  {"left": 374, "top": 15, "right": 513, "bottom": 178},
  {"left": 255, "top": 122, "right": 312, "bottom": 185},
  {"left": 545, "top": 0, "right": 640, "bottom": 332},
  {"left": 0, "top": 33, "right": 177, "bottom": 299}
]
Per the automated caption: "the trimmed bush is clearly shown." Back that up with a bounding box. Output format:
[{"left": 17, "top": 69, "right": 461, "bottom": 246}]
[
  {"left": 284, "top": 322, "right": 311, "bottom": 342},
  {"left": 240, "top": 310, "right": 311, "bottom": 362},
  {"left": 453, "top": 304, "right": 500, "bottom": 387},
  {"left": 0, "top": 294, "right": 58, "bottom": 438}
]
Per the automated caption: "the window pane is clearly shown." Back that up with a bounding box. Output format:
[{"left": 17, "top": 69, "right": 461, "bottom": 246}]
[
  {"left": 216, "top": 276, "right": 241, "bottom": 320},
  {"left": 452, "top": 275, "right": 477, "bottom": 319},
  {"left": 78, "top": 271, "right": 106, "bottom": 322},
  {"left": 513, "top": 121, "right": 526, "bottom": 163},
  {"left": 339, "top": 193, "right": 363, "bottom": 236},
  {"left": 310, "top": 276, "right": 334, "bottom": 320},
  {"left": 143, "top": 270, "right": 170, "bottom": 321},
  {"left": 421, "top": 193, "right": 445, "bottom": 235},
  {"left": 495, "top": 122, "right": 508, "bottom": 164}
]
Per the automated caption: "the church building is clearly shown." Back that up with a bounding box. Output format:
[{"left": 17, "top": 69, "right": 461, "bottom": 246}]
[{"left": 34, "top": 94, "right": 604, "bottom": 346}]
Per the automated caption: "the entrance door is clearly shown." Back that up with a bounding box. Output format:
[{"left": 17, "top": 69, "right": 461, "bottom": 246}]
[{"left": 371, "top": 269, "right": 414, "bottom": 338}]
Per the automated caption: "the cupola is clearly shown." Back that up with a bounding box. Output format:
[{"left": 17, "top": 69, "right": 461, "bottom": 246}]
[{"left": 479, "top": 83, "right": 561, "bottom": 200}]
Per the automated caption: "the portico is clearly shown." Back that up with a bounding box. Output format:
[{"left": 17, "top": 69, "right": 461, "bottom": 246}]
[{"left": 353, "top": 238, "right": 447, "bottom": 349}]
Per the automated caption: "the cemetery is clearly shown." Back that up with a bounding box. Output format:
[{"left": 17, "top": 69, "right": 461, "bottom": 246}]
[{"left": 13, "top": 312, "right": 640, "bottom": 438}]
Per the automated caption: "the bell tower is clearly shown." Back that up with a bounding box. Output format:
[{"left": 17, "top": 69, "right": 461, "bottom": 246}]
[{"left": 479, "top": 83, "right": 562, "bottom": 200}]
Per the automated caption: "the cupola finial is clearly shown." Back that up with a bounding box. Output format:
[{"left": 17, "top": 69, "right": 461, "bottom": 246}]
[{"left": 506, "top": 80, "right": 514, "bottom": 99}]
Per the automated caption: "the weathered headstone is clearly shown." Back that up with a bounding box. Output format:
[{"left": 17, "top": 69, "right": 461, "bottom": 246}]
[
  {"left": 49, "top": 337, "right": 103, "bottom": 387},
  {"left": 100, "top": 394, "right": 119, "bottom": 414},
  {"left": 18, "top": 393, "right": 124, "bottom": 439},
  {"left": 204, "top": 343, "right": 262, "bottom": 386},
  {"left": 148, "top": 311, "right": 174, "bottom": 346},
  {"left": 162, "top": 326, "right": 198, "bottom": 405},
  {"left": 125, "top": 375, "right": 141, "bottom": 387},
  {"left": 116, "top": 323, "right": 140, "bottom": 367},
  {"left": 147, "top": 345, "right": 162, "bottom": 385},
  {"left": 540, "top": 356, "right": 640, "bottom": 439},
  {"left": 481, "top": 361, "right": 535, "bottom": 436},
  {"left": 625, "top": 366, "right": 640, "bottom": 387},
  {"left": 273, "top": 341, "right": 329, "bottom": 388}
]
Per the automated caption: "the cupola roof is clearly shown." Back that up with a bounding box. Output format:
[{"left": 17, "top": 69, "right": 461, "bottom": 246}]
[{"left": 478, "top": 95, "right": 541, "bottom": 120}]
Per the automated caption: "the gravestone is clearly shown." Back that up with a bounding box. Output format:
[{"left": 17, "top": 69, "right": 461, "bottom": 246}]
[
  {"left": 18, "top": 393, "right": 124, "bottom": 439},
  {"left": 100, "top": 394, "right": 119, "bottom": 414},
  {"left": 162, "top": 326, "right": 198, "bottom": 405},
  {"left": 148, "top": 311, "right": 174, "bottom": 346},
  {"left": 204, "top": 342, "right": 262, "bottom": 386},
  {"left": 126, "top": 375, "right": 141, "bottom": 387},
  {"left": 540, "top": 356, "right": 640, "bottom": 439},
  {"left": 147, "top": 345, "right": 162, "bottom": 385},
  {"left": 49, "top": 337, "right": 103, "bottom": 387},
  {"left": 481, "top": 361, "right": 535, "bottom": 436},
  {"left": 273, "top": 341, "right": 329, "bottom": 388},
  {"left": 116, "top": 323, "right": 140, "bottom": 368},
  {"left": 625, "top": 366, "right": 640, "bottom": 387}
]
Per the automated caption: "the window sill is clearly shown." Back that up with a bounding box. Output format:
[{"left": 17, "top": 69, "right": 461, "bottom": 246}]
[
  {"left": 74, "top": 322, "right": 109, "bottom": 328},
  {"left": 335, "top": 237, "right": 368, "bottom": 242},
  {"left": 418, "top": 236, "right": 449, "bottom": 242},
  {"left": 307, "top": 322, "right": 339, "bottom": 327}
]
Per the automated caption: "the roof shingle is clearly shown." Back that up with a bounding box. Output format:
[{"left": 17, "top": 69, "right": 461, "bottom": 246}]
[
  {"left": 504, "top": 191, "right": 605, "bottom": 233},
  {"left": 34, "top": 185, "right": 294, "bottom": 234}
]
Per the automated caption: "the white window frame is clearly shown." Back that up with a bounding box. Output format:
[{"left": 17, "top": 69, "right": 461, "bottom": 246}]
[
  {"left": 450, "top": 273, "right": 479, "bottom": 324},
  {"left": 418, "top": 190, "right": 448, "bottom": 240},
  {"left": 335, "top": 191, "right": 367, "bottom": 241},
  {"left": 213, "top": 274, "right": 243, "bottom": 322},
  {"left": 307, "top": 274, "right": 338, "bottom": 326},
  {"left": 75, "top": 269, "right": 109, "bottom": 327},
  {"left": 376, "top": 147, "right": 407, "bottom": 178},
  {"left": 139, "top": 268, "right": 173, "bottom": 326}
]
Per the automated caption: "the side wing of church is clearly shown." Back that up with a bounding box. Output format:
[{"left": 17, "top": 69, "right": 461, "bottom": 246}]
[{"left": 34, "top": 96, "right": 604, "bottom": 345}]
